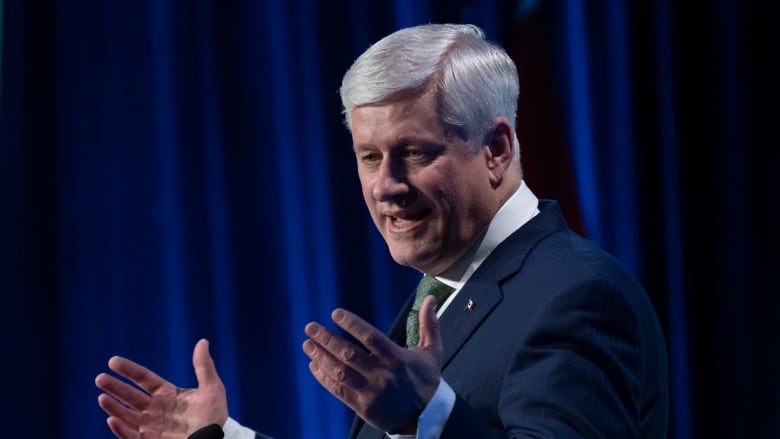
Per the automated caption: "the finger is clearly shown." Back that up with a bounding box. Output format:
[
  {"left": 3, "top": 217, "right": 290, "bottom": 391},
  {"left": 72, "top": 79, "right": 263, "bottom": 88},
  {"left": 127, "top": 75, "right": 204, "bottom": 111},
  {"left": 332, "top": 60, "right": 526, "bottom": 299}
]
[
  {"left": 302, "top": 338, "right": 368, "bottom": 390},
  {"left": 330, "top": 308, "right": 399, "bottom": 358},
  {"left": 307, "top": 359, "right": 362, "bottom": 413},
  {"left": 97, "top": 393, "right": 143, "bottom": 430},
  {"left": 417, "top": 295, "right": 443, "bottom": 355},
  {"left": 192, "top": 339, "right": 221, "bottom": 390},
  {"left": 304, "top": 323, "right": 375, "bottom": 374},
  {"left": 106, "top": 415, "right": 141, "bottom": 439},
  {"left": 95, "top": 373, "right": 152, "bottom": 409},
  {"left": 108, "top": 355, "right": 172, "bottom": 395}
]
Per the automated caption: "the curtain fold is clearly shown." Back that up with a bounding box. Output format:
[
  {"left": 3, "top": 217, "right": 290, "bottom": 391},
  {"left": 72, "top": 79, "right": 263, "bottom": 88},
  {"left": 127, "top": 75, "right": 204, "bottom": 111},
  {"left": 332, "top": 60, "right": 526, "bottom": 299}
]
[{"left": 1, "top": 1, "right": 773, "bottom": 437}]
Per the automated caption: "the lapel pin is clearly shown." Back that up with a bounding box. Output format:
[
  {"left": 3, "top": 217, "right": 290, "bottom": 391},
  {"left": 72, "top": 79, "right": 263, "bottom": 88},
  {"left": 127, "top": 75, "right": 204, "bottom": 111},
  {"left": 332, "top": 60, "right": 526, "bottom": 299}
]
[{"left": 465, "top": 298, "right": 475, "bottom": 311}]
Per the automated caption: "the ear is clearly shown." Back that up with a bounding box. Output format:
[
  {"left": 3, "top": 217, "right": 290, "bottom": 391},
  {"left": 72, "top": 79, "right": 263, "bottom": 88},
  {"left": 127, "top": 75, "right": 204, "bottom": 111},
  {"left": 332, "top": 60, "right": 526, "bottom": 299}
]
[{"left": 485, "top": 118, "right": 515, "bottom": 187}]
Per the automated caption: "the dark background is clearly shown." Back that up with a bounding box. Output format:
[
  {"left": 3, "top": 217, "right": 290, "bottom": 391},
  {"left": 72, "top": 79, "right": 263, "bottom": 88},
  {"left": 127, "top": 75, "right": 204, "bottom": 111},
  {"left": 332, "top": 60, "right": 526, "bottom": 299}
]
[{"left": 1, "top": 0, "right": 775, "bottom": 437}]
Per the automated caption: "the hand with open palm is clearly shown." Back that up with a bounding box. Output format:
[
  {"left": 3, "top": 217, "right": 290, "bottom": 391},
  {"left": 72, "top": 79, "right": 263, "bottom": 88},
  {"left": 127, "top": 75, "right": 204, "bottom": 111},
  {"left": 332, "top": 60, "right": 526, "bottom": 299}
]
[{"left": 95, "top": 339, "right": 228, "bottom": 439}]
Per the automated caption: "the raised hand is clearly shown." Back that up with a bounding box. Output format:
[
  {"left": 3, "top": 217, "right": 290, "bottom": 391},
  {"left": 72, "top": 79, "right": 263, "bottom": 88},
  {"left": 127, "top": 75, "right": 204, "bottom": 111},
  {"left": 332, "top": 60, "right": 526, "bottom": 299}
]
[
  {"left": 302, "top": 295, "right": 443, "bottom": 435},
  {"left": 95, "top": 339, "right": 228, "bottom": 439}
]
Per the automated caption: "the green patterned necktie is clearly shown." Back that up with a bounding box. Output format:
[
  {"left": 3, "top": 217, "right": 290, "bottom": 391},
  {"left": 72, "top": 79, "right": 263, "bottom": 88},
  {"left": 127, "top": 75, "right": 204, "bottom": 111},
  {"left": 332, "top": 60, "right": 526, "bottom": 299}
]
[{"left": 405, "top": 275, "right": 455, "bottom": 347}]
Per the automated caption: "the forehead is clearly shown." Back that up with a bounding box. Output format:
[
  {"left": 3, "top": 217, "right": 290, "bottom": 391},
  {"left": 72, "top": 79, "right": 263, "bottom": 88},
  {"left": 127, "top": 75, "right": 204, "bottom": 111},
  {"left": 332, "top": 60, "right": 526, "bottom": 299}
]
[{"left": 350, "top": 95, "right": 446, "bottom": 147}]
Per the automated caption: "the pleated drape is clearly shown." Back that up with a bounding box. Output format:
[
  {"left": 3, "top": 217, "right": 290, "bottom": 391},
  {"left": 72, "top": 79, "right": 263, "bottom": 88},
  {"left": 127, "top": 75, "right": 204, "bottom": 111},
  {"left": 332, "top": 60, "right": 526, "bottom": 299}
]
[{"left": 1, "top": 1, "right": 773, "bottom": 437}]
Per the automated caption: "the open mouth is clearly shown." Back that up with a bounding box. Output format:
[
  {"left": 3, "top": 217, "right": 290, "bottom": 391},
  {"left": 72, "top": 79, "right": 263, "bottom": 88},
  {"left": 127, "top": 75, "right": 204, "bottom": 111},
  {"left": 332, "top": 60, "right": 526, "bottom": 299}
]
[{"left": 388, "top": 209, "right": 431, "bottom": 232}]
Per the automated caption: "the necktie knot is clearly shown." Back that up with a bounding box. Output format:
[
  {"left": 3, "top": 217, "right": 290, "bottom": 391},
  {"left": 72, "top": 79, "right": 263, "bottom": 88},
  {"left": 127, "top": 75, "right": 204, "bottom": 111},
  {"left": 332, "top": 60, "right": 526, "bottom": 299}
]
[{"left": 406, "top": 275, "right": 454, "bottom": 347}]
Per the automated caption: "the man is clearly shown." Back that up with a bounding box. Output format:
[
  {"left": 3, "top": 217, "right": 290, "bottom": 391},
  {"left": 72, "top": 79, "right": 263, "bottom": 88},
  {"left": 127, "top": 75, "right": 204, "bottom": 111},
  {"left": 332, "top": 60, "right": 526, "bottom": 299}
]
[{"left": 96, "top": 23, "right": 668, "bottom": 438}]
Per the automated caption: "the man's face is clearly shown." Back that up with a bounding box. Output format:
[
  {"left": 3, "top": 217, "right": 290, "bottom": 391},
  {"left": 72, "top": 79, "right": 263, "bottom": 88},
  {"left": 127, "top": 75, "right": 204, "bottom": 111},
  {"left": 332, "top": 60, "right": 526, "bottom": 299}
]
[{"left": 351, "top": 94, "right": 498, "bottom": 275}]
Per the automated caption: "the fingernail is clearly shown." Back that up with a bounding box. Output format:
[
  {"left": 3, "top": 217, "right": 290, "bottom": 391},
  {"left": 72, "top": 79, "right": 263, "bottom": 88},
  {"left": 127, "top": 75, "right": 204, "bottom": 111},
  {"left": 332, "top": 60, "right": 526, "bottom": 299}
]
[{"left": 332, "top": 309, "right": 345, "bottom": 322}]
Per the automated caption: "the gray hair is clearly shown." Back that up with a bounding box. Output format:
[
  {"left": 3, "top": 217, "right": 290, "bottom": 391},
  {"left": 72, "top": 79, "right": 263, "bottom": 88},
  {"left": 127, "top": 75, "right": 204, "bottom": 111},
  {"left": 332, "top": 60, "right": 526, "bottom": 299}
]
[{"left": 340, "top": 23, "right": 520, "bottom": 156}]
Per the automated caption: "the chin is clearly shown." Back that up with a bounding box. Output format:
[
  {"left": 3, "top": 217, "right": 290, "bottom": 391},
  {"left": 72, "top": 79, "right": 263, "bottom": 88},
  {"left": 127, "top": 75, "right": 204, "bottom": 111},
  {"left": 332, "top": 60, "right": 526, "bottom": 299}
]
[
  {"left": 392, "top": 253, "right": 445, "bottom": 274},
  {"left": 388, "top": 247, "right": 430, "bottom": 270}
]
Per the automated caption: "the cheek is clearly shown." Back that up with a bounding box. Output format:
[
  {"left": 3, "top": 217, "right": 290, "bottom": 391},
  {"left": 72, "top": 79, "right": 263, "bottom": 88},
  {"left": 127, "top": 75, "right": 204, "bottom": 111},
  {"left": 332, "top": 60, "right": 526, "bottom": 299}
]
[
  {"left": 360, "top": 182, "right": 385, "bottom": 228},
  {"left": 440, "top": 171, "right": 490, "bottom": 229},
  {"left": 358, "top": 174, "right": 373, "bottom": 204},
  {"left": 361, "top": 188, "right": 378, "bottom": 217},
  {"left": 431, "top": 167, "right": 474, "bottom": 209}
]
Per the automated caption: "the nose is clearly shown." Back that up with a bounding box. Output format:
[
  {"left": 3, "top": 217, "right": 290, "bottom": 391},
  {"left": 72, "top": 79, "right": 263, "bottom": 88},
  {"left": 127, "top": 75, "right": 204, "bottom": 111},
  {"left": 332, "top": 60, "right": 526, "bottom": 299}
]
[{"left": 372, "top": 157, "right": 409, "bottom": 202}]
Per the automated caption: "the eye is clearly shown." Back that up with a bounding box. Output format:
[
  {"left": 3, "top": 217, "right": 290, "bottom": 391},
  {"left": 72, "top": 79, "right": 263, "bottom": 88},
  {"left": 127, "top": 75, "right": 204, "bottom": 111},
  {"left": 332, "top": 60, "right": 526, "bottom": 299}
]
[
  {"left": 360, "top": 152, "right": 382, "bottom": 166},
  {"left": 401, "top": 148, "right": 429, "bottom": 161}
]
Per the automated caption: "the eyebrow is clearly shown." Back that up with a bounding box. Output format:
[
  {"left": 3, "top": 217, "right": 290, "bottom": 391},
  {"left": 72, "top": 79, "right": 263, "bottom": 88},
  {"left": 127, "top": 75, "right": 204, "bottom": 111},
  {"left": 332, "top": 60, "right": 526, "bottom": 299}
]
[
  {"left": 353, "top": 136, "right": 445, "bottom": 152},
  {"left": 389, "top": 138, "right": 446, "bottom": 151}
]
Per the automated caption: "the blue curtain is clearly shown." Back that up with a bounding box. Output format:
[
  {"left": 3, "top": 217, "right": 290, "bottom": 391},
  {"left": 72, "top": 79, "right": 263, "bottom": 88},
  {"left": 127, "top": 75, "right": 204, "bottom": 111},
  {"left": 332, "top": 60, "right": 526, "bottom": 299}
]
[{"left": 1, "top": 1, "right": 774, "bottom": 438}]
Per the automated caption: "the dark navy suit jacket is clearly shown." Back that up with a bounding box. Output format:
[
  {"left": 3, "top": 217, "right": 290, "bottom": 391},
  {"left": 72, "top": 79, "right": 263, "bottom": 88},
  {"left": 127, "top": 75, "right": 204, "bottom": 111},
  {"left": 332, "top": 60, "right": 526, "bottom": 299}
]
[{"left": 349, "top": 200, "right": 669, "bottom": 438}]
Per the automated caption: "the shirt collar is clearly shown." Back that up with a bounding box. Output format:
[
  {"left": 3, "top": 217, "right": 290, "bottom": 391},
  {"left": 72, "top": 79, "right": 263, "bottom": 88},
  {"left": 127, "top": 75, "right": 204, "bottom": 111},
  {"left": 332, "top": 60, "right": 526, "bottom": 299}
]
[{"left": 435, "top": 180, "right": 539, "bottom": 291}]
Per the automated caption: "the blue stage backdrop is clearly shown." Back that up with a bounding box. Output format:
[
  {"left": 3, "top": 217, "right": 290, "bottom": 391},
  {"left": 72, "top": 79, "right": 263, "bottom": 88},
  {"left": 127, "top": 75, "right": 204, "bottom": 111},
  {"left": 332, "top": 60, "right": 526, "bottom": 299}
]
[{"left": 0, "top": 0, "right": 774, "bottom": 437}]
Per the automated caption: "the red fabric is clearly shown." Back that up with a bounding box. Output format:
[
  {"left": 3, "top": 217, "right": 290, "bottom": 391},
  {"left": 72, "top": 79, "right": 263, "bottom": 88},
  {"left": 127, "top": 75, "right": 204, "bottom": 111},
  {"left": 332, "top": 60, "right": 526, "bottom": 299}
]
[{"left": 505, "top": 12, "right": 586, "bottom": 237}]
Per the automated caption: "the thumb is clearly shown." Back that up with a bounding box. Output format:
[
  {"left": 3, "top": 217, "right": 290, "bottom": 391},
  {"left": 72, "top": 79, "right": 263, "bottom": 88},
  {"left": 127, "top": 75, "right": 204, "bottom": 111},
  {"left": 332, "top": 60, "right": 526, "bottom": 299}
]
[
  {"left": 192, "top": 338, "right": 221, "bottom": 389},
  {"left": 417, "top": 295, "right": 443, "bottom": 356}
]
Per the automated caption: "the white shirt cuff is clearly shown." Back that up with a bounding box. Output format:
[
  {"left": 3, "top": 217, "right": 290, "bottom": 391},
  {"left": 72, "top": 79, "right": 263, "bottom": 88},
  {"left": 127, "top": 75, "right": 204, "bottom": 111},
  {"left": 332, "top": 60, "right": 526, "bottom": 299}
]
[
  {"left": 387, "top": 378, "right": 456, "bottom": 439},
  {"left": 222, "top": 417, "right": 257, "bottom": 439}
]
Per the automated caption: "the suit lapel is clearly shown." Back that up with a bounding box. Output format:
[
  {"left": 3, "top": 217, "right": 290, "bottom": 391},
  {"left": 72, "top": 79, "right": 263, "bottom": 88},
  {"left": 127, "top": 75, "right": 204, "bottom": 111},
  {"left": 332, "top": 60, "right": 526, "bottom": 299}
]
[
  {"left": 437, "top": 200, "right": 567, "bottom": 368},
  {"left": 349, "top": 417, "right": 384, "bottom": 439},
  {"left": 437, "top": 276, "right": 503, "bottom": 367}
]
